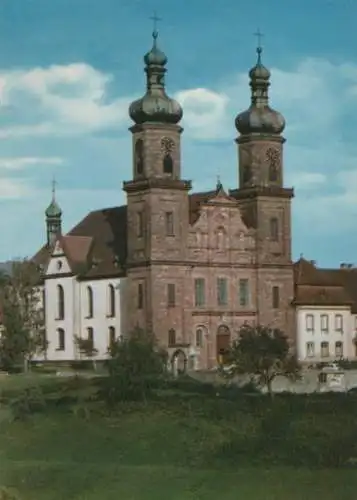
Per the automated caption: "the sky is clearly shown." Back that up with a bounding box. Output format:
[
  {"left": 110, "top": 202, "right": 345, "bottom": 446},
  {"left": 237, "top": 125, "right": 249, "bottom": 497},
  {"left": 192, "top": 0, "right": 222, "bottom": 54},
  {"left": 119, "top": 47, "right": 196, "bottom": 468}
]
[{"left": 0, "top": 0, "right": 357, "bottom": 267}]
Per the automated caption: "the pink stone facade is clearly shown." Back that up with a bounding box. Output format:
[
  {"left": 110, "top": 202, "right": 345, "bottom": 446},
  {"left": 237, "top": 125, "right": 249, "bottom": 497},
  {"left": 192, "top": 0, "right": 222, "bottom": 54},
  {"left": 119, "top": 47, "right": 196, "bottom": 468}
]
[{"left": 123, "top": 124, "right": 295, "bottom": 370}]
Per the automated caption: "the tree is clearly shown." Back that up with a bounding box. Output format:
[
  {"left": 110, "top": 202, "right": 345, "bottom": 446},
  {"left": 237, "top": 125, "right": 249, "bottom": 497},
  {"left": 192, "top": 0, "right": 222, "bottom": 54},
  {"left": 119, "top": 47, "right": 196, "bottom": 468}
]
[
  {"left": 0, "top": 259, "right": 47, "bottom": 372},
  {"left": 74, "top": 335, "right": 99, "bottom": 371},
  {"left": 104, "top": 327, "right": 168, "bottom": 403},
  {"left": 222, "top": 324, "right": 301, "bottom": 397}
]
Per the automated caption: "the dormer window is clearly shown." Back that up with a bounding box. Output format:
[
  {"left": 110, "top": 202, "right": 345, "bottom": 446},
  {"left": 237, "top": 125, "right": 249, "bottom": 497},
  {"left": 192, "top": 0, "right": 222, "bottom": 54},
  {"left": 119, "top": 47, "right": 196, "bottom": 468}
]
[{"left": 57, "top": 260, "right": 62, "bottom": 271}]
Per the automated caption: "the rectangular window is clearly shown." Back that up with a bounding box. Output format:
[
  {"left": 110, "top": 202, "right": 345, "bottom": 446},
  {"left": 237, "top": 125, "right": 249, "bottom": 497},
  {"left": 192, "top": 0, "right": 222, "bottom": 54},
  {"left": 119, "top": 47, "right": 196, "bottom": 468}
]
[
  {"left": 335, "top": 341, "right": 343, "bottom": 358},
  {"left": 108, "top": 326, "right": 116, "bottom": 349},
  {"left": 272, "top": 286, "right": 280, "bottom": 309},
  {"left": 270, "top": 217, "right": 279, "bottom": 241},
  {"left": 306, "top": 314, "right": 314, "bottom": 332},
  {"left": 168, "top": 329, "right": 176, "bottom": 346},
  {"left": 57, "top": 328, "right": 65, "bottom": 351},
  {"left": 306, "top": 342, "right": 315, "bottom": 358},
  {"left": 137, "top": 212, "right": 144, "bottom": 237},
  {"left": 138, "top": 283, "right": 144, "bottom": 309},
  {"left": 217, "top": 278, "right": 228, "bottom": 306},
  {"left": 335, "top": 314, "right": 343, "bottom": 332},
  {"left": 320, "top": 314, "right": 329, "bottom": 333},
  {"left": 194, "top": 278, "right": 205, "bottom": 307},
  {"left": 167, "top": 284, "right": 176, "bottom": 307},
  {"left": 239, "top": 279, "right": 249, "bottom": 307},
  {"left": 165, "top": 211, "right": 174, "bottom": 236},
  {"left": 87, "top": 327, "right": 94, "bottom": 347},
  {"left": 321, "top": 341, "right": 329, "bottom": 358}
]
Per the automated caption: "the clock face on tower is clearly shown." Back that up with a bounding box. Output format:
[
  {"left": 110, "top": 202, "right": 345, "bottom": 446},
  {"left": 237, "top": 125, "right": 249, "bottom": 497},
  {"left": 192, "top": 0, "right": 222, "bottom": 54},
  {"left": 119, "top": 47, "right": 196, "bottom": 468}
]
[{"left": 266, "top": 147, "right": 280, "bottom": 182}]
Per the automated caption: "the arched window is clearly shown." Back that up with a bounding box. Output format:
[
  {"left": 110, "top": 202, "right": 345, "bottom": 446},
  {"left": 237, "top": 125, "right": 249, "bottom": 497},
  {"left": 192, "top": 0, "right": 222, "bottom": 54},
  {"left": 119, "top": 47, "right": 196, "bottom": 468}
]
[
  {"left": 57, "top": 328, "right": 65, "bottom": 350},
  {"left": 86, "top": 286, "right": 93, "bottom": 318},
  {"left": 163, "top": 153, "right": 173, "bottom": 174},
  {"left": 108, "top": 326, "right": 116, "bottom": 349},
  {"left": 135, "top": 139, "right": 144, "bottom": 175},
  {"left": 269, "top": 163, "right": 278, "bottom": 182},
  {"left": 168, "top": 328, "right": 176, "bottom": 347},
  {"left": 108, "top": 284, "right": 115, "bottom": 317},
  {"left": 195, "top": 328, "right": 203, "bottom": 347},
  {"left": 270, "top": 217, "right": 279, "bottom": 241},
  {"left": 57, "top": 284, "right": 64, "bottom": 320}
]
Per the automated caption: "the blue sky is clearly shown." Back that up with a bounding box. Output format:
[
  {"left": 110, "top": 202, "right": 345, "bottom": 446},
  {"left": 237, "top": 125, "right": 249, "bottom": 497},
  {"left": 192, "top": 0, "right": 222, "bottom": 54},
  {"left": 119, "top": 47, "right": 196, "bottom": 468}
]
[{"left": 0, "top": 0, "right": 357, "bottom": 267}]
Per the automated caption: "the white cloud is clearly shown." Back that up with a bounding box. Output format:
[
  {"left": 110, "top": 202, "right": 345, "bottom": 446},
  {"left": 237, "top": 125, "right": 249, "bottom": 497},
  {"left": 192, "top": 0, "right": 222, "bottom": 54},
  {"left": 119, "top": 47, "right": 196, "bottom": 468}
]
[
  {"left": 0, "top": 178, "right": 30, "bottom": 198},
  {"left": 0, "top": 156, "right": 64, "bottom": 170},
  {"left": 175, "top": 88, "right": 229, "bottom": 140},
  {"left": 288, "top": 172, "right": 326, "bottom": 190},
  {"left": 0, "top": 63, "right": 132, "bottom": 138}
]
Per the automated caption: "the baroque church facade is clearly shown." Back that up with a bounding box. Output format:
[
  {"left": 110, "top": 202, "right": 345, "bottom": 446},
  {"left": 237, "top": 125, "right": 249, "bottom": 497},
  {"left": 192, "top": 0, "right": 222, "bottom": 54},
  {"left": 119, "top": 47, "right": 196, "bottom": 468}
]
[{"left": 33, "top": 30, "right": 297, "bottom": 370}]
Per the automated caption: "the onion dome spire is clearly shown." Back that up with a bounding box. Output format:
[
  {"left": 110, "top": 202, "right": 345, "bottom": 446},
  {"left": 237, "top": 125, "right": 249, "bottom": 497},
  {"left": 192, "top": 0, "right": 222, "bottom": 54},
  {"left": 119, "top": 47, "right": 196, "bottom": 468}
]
[
  {"left": 45, "top": 177, "right": 62, "bottom": 218},
  {"left": 129, "top": 14, "right": 183, "bottom": 125},
  {"left": 235, "top": 31, "right": 285, "bottom": 135},
  {"left": 45, "top": 177, "right": 62, "bottom": 246}
]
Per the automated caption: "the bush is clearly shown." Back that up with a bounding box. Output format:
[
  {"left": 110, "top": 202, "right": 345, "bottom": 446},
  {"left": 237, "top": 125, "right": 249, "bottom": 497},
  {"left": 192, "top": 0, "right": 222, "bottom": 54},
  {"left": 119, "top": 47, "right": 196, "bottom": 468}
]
[
  {"left": 9, "top": 386, "right": 46, "bottom": 421},
  {"left": 101, "top": 327, "right": 168, "bottom": 405}
]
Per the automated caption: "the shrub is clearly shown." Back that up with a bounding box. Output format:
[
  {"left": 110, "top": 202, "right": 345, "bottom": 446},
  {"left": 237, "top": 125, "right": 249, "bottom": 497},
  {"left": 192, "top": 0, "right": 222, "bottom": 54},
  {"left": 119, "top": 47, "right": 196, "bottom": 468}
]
[
  {"left": 101, "top": 327, "right": 168, "bottom": 404},
  {"left": 9, "top": 386, "right": 46, "bottom": 421}
]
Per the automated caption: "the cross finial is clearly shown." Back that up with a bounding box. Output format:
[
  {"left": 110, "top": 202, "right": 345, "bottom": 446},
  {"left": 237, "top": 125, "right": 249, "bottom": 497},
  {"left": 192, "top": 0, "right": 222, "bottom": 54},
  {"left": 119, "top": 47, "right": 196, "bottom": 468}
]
[
  {"left": 150, "top": 11, "right": 161, "bottom": 39},
  {"left": 52, "top": 176, "right": 57, "bottom": 201},
  {"left": 254, "top": 28, "right": 264, "bottom": 49}
]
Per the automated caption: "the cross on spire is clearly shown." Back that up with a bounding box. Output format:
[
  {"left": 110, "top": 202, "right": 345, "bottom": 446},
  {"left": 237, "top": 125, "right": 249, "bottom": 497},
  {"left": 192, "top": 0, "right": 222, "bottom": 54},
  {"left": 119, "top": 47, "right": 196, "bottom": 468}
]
[
  {"left": 52, "top": 176, "right": 57, "bottom": 200},
  {"left": 150, "top": 11, "right": 161, "bottom": 37},
  {"left": 254, "top": 28, "right": 264, "bottom": 49}
]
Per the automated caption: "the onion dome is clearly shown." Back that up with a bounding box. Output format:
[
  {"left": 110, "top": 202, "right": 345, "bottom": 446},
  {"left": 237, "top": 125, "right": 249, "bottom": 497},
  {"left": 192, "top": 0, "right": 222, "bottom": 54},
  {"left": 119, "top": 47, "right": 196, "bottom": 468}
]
[
  {"left": 129, "top": 30, "right": 183, "bottom": 125},
  {"left": 235, "top": 46, "right": 285, "bottom": 135},
  {"left": 45, "top": 199, "right": 62, "bottom": 218},
  {"left": 45, "top": 179, "right": 62, "bottom": 218}
]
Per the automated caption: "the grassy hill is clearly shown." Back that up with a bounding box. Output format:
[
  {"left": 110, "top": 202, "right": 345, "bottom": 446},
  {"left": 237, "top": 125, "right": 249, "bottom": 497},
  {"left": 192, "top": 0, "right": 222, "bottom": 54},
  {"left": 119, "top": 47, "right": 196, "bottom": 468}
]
[{"left": 0, "top": 374, "right": 357, "bottom": 499}]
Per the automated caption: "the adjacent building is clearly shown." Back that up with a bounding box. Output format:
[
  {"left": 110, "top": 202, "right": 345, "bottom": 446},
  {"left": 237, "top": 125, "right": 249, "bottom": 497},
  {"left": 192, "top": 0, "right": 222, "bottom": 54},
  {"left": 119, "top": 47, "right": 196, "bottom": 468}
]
[{"left": 294, "top": 258, "right": 357, "bottom": 363}]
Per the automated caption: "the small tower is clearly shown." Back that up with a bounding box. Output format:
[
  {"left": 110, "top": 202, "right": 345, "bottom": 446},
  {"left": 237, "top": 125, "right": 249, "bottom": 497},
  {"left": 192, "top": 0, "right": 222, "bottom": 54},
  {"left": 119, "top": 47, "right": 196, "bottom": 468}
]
[
  {"left": 45, "top": 179, "right": 62, "bottom": 246},
  {"left": 124, "top": 22, "right": 191, "bottom": 266},
  {"left": 128, "top": 27, "right": 184, "bottom": 181},
  {"left": 235, "top": 41, "right": 286, "bottom": 188}
]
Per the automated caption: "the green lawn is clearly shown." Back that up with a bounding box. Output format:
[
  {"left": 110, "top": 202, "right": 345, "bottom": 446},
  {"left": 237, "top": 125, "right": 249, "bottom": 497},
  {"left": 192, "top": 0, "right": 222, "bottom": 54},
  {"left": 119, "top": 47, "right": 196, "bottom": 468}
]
[{"left": 1, "top": 375, "right": 357, "bottom": 499}]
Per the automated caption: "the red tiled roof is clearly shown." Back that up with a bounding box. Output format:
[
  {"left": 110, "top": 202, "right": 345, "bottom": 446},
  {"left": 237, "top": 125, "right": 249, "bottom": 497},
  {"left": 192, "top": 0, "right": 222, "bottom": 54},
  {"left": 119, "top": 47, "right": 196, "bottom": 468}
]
[
  {"left": 293, "top": 258, "right": 357, "bottom": 312},
  {"left": 33, "top": 192, "right": 227, "bottom": 279}
]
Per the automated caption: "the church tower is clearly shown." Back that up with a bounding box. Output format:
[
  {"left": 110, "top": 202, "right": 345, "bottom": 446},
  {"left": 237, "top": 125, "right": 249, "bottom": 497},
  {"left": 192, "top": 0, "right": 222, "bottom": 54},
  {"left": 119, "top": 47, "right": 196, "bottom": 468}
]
[
  {"left": 45, "top": 179, "right": 62, "bottom": 246},
  {"left": 123, "top": 25, "right": 191, "bottom": 339},
  {"left": 232, "top": 41, "right": 295, "bottom": 336}
]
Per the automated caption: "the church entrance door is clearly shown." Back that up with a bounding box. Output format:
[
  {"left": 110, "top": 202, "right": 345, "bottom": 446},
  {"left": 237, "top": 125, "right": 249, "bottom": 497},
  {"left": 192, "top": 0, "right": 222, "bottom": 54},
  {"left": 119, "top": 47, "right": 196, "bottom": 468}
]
[
  {"left": 171, "top": 350, "right": 187, "bottom": 377},
  {"left": 216, "top": 325, "right": 231, "bottom": 365}
]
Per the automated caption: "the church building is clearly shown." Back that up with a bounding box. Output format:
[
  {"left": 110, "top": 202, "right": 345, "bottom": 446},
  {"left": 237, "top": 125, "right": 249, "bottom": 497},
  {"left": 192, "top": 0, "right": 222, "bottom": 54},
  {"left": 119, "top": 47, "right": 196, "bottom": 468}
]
[{"left": 33, "top": 29, "right": 296, "bottom": 370}]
